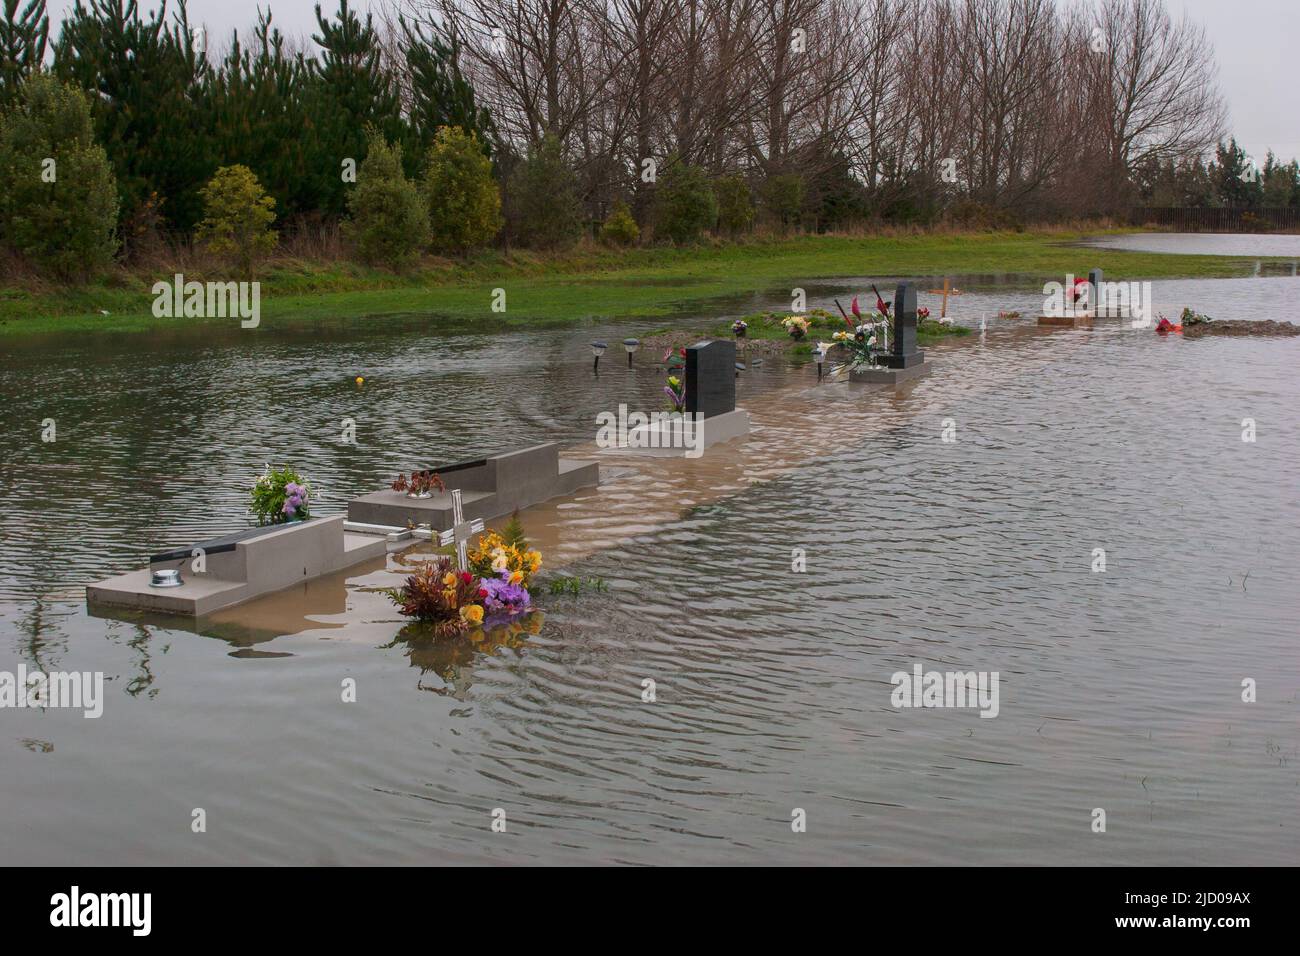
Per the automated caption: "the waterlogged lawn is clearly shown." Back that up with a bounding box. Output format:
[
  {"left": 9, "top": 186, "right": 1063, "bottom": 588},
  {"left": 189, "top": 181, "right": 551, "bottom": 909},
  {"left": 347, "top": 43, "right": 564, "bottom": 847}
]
[{"left": 0, "top": 230, "right": 1271, "bottom": 338}]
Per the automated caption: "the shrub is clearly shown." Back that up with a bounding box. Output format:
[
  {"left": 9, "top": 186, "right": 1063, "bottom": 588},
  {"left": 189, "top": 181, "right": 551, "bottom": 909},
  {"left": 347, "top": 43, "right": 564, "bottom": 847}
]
[
  {"left": 196, "top": 164, "right": 277, "bottom": 277},
  {"left": 421, "top": 125, "right": 502, "bottom": 254},
  {"left": 761, "top": 173, "right": 805, "bottom": 232},
  {"left": 0, "top": 73, "right": 118, "bottom": 279},
  {"left": 508, "top": 134, "right": 583, "bottom": 249},
  {"left": 599, "top": 199, "right": 639, "bottom": 246},
  {"left": 344, "top": 129, "right": 429, "bottom": 269},
  {"left": 713, "top": 174, "right": 753, "bottom": 236},
  {"left": 657, "top": 160, "right": 717, "bottom": 244}
]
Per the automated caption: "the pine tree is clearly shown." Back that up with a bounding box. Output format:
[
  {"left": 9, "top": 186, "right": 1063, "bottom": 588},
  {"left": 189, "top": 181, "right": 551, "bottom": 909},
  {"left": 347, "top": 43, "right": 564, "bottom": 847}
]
[
  {"left": 308, "top": 0, "right": 403, "bottom": 218},
  {"left": 0, "top": 0, "right": 48, "bottom": 112},
  {"left": 400, "top": 15, "right": 498, "bottom": 157},
  {"left": 53, "top": 0, "right": 211, "bottom": 238},
  {"left": 501, "top": 510, "right": 528, "bottom": 551},
  {"left": 0, "top": 73, "right": 118, "bottom": 278},
  {"left": 343, "top": 129, "right": 429, "bottom": 270}
]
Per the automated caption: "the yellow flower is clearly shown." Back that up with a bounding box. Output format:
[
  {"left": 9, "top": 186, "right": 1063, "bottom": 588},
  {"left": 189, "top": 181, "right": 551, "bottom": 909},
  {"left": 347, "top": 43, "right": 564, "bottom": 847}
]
[
  {"left": 460, "top": 604, "right": 484, "bottom": 625},
  {"left": 508, "top": 570, "right": 524, "bottom": 586},
  {"left": 492, "top": 554, "right": 509, "bottom": 573},
  {"left": 526, "top": 551, "right": 542, "bottom": 568},
  {"left": 442, "top": 588, "right": 457, "bottom": 604},
  {"left": 442, "top": 572, "right": 456, "bottom": 587}
]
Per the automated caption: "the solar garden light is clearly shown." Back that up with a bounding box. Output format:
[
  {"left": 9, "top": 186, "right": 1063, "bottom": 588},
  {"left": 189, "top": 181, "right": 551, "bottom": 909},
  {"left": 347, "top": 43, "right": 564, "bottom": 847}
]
[
  {"left": 623, "top": 337, "right": 640, "bottom": 367},
  {"left": 590, "top": 341, "right": 608, "bottom": 373},
  {"left": 814, "top": 346, "right": 827, "bottom": 380}
]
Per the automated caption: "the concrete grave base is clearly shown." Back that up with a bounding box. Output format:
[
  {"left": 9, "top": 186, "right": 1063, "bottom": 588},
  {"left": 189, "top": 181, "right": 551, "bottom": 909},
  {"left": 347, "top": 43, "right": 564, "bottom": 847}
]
[
  {"left": 86, "top": 515, "right": 386, "bottom": 618},
  {"left": 1037, "top": 314, "right": 1093, "bottom": 327},
  {"left": 849, "top": 361, "right": 934, "bottom": 386},
  {"left": 347, "top": 443, "right": 598, "bottom": 532},
  {"left": 612, "top": 408, "right": 751, "bottom": 458}
]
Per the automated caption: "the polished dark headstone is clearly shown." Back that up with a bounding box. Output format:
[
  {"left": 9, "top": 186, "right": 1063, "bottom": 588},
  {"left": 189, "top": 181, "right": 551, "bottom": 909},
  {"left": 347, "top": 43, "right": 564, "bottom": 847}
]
[
  {"left": 878, "top": 281, "right": 925, "bottom": 369},
  {"left": 1089, "top": 268, "right": 1104, "bottom": 317},
  {"left": 685, "top": 340, "right": 737, "bottom": 419}
]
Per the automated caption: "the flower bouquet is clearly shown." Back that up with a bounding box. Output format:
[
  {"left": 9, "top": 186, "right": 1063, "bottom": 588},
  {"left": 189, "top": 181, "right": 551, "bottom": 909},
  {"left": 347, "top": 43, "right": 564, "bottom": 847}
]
[
  {"left": 468, "top": 529, "right": 543, "bottom": 590},
  {"left": 664, "top": 374, "right": 685, "bottom": 412},
  {"left": 391, "top": 470, "right": 445, "bottom": 499},
  {"left": 732, "top": 319, "right": 748, "bottom": 337},
  {"left": 384, "top": 557, "right": 486, "bottom": 638},
  {"left": 782, "top": 315, "right": 811, "bottom": 340},
  {"left": 249, "top": 467, "right": 312, "bottom": 525}
]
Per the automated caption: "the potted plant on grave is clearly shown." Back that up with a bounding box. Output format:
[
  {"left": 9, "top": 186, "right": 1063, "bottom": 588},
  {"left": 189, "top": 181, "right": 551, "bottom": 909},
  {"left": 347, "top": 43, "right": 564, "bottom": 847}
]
[
  {"left": 249, "top": 467, "right": 312, "bottom": 525},
  {"left": 391, "top": 470, "right": 445, "bottom": 499},
  {"left": 782, "top": 315, "right": 811, "bottom": 340}
]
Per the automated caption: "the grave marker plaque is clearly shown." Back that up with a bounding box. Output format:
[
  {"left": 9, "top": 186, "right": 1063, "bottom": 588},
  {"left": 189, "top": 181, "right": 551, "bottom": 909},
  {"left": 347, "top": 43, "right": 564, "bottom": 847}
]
[
  {"left": 1089, "top": 268, "right": 1104, "bottom": 317},
  {"left": 685, "top": 340, "right": 736, "bottom": 419}
]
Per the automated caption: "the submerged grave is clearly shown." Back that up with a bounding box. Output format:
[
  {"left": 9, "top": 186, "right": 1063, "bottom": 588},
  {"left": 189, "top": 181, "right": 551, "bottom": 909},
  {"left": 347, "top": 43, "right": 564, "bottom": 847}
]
[{"left": 86, "top": 443, "right": 599, "bottom": 619}]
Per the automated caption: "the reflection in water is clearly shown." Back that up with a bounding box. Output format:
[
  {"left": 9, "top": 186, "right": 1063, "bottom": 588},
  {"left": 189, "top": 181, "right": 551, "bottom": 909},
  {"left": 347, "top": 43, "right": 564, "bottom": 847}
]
[
  {"left": 1, "top": 274, "right": 1298, "bottom": 865},
  {"left": 1087, "top": 231, "right": 1300, "bottom": 260},
  {"left": 388, "top": 612, "right": 545, "bottom": 700}
]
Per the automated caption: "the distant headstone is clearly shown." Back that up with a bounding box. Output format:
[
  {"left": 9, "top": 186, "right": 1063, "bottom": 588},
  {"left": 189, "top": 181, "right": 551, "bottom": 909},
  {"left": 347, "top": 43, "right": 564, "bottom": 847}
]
[
  {"left": 685, "top": 340, "right": 736, "bottom": 419},
  {"left": 1089, "top": 268, "right": 1104, "bottom": 317},
  {"left": 878, "top": 282, "right": 925, "bottom": 369}
]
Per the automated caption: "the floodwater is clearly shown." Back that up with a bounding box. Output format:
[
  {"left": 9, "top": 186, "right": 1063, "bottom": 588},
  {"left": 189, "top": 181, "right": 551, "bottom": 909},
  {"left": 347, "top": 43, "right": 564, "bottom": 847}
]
[
  {"left": 1090, "top": 231, "right": 1300, "bottom": 260},
  {"left": 1, "top": 275, "right": 1297, "bottom": 865}
]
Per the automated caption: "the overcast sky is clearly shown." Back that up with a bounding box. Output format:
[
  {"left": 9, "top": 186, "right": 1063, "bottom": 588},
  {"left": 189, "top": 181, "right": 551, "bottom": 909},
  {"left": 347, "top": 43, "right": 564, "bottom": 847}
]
[{"left": 43, "top": 0, "right": 1300, "bottom": 163}]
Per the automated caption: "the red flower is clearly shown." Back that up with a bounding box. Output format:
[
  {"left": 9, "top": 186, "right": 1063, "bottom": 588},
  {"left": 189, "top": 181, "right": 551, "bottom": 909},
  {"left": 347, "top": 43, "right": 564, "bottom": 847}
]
[
  {"left": 851, "top": 296, "right": 861, "bottom": 318},
  {"left": 478, "top": 588, "right": 488, "bottom": 599}
]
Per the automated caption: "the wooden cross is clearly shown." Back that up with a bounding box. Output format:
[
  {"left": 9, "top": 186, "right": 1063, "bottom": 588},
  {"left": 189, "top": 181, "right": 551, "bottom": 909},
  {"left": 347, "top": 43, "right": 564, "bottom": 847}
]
[{"left": 437, "top": 489, "right": 484, "bottom": 570}]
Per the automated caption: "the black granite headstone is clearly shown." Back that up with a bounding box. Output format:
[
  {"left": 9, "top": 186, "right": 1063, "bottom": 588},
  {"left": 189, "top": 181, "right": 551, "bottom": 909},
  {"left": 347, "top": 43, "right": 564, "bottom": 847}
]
[
  {"left": 685, "top": 340, "right": 736, "bottom": 419},
  {"left": 879, "top": 281, "right": 925, "bottom": 369},
  {"left": 1089, "top": 268, "right": 1104, "bottom": 317}
]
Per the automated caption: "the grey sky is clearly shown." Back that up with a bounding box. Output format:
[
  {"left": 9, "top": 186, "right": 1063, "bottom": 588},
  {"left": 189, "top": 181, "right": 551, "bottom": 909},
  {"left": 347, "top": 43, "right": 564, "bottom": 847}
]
[{"left": 45, "top": 0, "right": 1300, "bottom": 163}]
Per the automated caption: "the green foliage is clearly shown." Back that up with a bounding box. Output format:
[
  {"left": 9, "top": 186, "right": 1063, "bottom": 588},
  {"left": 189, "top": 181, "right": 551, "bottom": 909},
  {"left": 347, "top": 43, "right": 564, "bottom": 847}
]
[
  {"left": 1180, "top": 307, "right": 1213, "bottom": 326},
  {"left": 249, "top": 466, "right": 311, "bottom": 525},
  {"left": 501, "top": 510, "right": 529, "bottom": 550},
  {"left": 0, "top": 0, "right": 47, "bottom": 112},
  {"left": 0, "top": 73, "right": 118, "bottom": 279},
  {"left": 307, "top": 0, "right": 403, "bottom": 217},
  {"left": 599, "top": 199, "right": 640, "bottom": 246},
  {"left": 53, "top": 0, "right": 210, "bottom": 236},
  {"left": 1209, "top": 138, "right": 1262, "bottom": 208},
  {"left": 207, "top": 12, "right": 319, "bottom": 223},
  {"left": 421, "top": 125, "right": 501, "bottom": 254},
  {"left": 712, "top": 174, "right": 753, "bottom": 237},
  {"left": 344, "top": 131, "right": 429, "bottom": 270},
  {"left": 196, "top": 165, "right": 277, "bottom": 277},
  {"left": 400, "top": 15, "right": 497, "bottom": 157},
  {"left": 761, "top": 173, "right": 805, "bottom": 232},
  {"left": 546, "top": 575, "right": 609, "bottom": 596},
  {"left": 508, "top": 134, "right": 583, "bottom": 249},
  {"left": 657, "top": 160, "right": 717, "bottom": 244}
]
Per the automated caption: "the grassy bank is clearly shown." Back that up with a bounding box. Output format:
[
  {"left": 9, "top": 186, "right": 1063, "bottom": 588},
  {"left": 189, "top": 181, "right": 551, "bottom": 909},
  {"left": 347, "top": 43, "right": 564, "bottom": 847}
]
[{"left": 0, "top": 229, "right": 1271, "bottom": 338}]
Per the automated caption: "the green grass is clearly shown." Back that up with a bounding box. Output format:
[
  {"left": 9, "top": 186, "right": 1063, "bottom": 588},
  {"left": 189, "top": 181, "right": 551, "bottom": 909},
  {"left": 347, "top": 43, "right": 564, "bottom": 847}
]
[{"left": 0, "top": 230, "right": 1273, "bottom": 339}]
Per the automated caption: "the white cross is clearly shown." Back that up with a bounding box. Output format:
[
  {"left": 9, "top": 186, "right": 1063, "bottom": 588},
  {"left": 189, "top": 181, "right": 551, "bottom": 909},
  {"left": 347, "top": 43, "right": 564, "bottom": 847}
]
[{"left": 438, "top": 488, "right": 484, "bottom": 570}]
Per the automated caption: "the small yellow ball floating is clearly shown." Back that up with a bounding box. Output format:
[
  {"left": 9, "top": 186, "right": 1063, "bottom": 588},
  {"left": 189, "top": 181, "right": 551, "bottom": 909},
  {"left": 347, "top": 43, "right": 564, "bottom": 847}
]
[{"left": 355, "top": 376, "right": 364, "bottom": 385}]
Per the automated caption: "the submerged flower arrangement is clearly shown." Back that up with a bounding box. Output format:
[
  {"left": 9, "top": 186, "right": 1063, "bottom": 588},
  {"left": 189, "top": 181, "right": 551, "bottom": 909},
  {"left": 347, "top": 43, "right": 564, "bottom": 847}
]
[
  {"left": 385, "top": 558, "right": 487, "bottom": 637},
  {"left": 391, "top": 470, "right": 445, "bottom": 498},
  {"left": 782, "top": 315, "right": 811, "bottom": 339},
  {"left": 664, "top": 374, "right": 685, "bottom": 412},
  {"left": 249, "top": 467, "right": 312, "bottom": 525}
]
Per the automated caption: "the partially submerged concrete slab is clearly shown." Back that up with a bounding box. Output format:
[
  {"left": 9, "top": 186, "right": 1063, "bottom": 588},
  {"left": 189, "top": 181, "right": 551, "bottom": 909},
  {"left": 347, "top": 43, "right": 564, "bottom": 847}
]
[
  {"left": 849, "top": 361, "right": 934, "bottom": 386},
  {"left": 347, "top": 443, "right": 599, "bottom": 531},
  {"left": 86, "top": 515, "right": 386, "bottom": 617}
]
